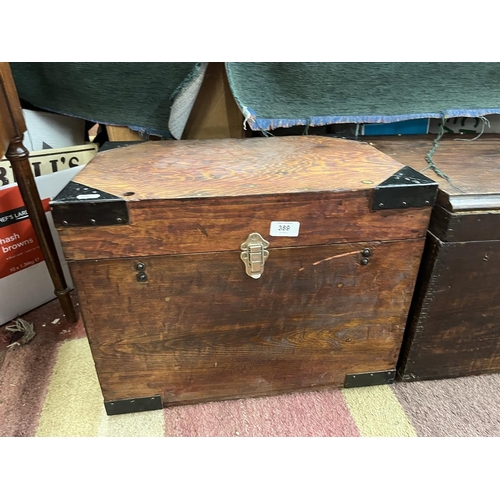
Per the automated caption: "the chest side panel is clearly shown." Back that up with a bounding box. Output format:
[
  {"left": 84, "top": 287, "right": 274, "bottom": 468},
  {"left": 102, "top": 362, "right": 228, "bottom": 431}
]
[
  {"left": 71, "top": 238, "right": 425, "bottom": 405},
  {"left": 429, "top": 204, "right": 500, "bottom": 242},
  {"left": 399, "top": 234, "right": 500, "bottom": 380}
]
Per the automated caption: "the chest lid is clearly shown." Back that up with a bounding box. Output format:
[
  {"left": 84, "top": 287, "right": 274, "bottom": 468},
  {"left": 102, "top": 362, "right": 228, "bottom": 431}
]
[
  {"left": 369, "top": 135, "right": 500, "bottom": 242},
  {"left": 51, "top": 136, "right": 437, "bottom": 260}
]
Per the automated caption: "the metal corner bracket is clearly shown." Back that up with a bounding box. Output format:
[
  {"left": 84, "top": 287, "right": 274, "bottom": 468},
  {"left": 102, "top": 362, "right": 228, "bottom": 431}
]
[
  {"left": 344, "top": 370, "right": 396, "bottom": 388},
  {"left": 104, "top": 394, "right": 163, "bottom": 415},
  {"left": 50, "top": 181, "right": 130, "bottom": 227},
  {"left": 372, "top": 166, "right": 439, "bottom": 210}
]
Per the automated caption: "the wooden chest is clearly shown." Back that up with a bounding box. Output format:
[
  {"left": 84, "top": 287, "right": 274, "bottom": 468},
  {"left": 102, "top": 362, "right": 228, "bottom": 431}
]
[
  {"left": 51, "top": 136, "right": 437, "bottom": 414},
  {"left": 371, "top": 135, "right": 500, "bottom": 381}
]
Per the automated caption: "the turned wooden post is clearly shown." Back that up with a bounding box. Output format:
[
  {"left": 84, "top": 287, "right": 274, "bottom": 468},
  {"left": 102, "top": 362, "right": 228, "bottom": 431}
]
[
  {"left": 1, "top": 62, "right": 77, "bottom": 323},
  {"left": 5, "top": 138, "right": 77, "bottom": 322}
]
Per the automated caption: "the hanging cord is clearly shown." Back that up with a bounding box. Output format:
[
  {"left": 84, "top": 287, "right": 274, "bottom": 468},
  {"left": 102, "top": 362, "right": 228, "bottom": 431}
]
[
  {"left": 454, "top": 116, "right": 490, "bottom": 142},
  {"left": 355, "top": 123, "right": 361, "bottom": 138},
  {"left": 302, "top": 119, "right": 310, "bottom": 135},
  {"left": 260, "top": 129, "right": 274, "bottom": 137},
  {"left": 421, "top": 117, "right": 463, "bottom": 192}
]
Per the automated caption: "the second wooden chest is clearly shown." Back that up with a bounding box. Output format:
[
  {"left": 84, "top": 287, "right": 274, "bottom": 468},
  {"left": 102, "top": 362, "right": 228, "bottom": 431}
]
[{"left": 372, "top": 135, "right": 500, "bottom": 381}]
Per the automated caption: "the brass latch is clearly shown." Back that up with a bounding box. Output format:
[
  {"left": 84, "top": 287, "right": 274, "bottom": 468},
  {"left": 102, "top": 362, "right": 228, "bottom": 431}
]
[{"left": 240, "top": 233, "right": 269, "bottom": 279}]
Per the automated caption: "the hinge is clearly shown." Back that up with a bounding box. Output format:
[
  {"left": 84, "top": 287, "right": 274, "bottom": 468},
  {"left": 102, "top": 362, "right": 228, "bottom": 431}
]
[
  {"left": 372, "top": 166, "right": 438, "bottom": 210},
  {"left": 104, "top": 394, "right": 163, "bottom": 415},
  {"left": 50, "top": 181, "right": 129, "bottom": 227},
  {"left": 240, "top": 233, "right": 270, "bottom": 279},
  {"left": 344, "top": 370, "right": 396, "bottom": 388}
]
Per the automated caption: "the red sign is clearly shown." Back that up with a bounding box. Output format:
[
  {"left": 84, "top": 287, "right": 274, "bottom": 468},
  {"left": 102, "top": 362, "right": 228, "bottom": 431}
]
[{"left": 0, "top": 186, "right": 49, "bottom": 279}]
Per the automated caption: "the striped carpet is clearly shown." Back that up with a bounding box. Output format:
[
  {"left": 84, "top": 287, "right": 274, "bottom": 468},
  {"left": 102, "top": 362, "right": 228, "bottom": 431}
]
[{"left": 1, "top": 300, "right": 500, "bottom": 437}]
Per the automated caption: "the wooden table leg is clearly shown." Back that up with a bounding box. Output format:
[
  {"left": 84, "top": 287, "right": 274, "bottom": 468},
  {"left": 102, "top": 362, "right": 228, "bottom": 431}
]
[{"left": 6, "top": 136, "right": 77, "bottom": 323}]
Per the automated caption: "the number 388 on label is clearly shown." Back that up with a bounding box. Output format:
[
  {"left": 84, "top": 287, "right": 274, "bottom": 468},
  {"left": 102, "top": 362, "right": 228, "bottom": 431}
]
[{"left": 269, "top": 221, "right": 300, "bottom": 237}]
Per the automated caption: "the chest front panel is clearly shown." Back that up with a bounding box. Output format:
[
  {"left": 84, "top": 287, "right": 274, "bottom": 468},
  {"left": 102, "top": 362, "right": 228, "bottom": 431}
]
[{"left": 72, "top": 237, "right": 425, "bottom": 405}]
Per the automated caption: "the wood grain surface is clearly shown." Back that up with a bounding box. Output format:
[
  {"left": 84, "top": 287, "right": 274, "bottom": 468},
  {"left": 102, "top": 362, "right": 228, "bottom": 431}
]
[
  {"left": 182, "top": 62, "right": 246, "bottom": 140},
  {"left": 106, "top": 125, "right": 143, "bottom": 142},
  {"left": 71, "top": 238, "right": 425, "bottom": 405},
  {"left": 398, "top": 233, "right": 500, "bottom": 380},
  {"left": 71, "top": 136, "right": 406, "bottom": 201},
  {"left": 57, "top": 190, "right": 432, "bottom": 260},
  {"left": 369, "top": 135, "right": 500, "bottom": 211},
  {"left": 56, "top": 136, "right": 435, "bottom": 260},
  {"left": 429, "top": 204, "right": 500, "bottom": 242}
]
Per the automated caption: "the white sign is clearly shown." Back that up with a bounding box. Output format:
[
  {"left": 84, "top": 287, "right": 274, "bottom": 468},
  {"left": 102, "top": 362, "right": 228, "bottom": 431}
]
[
  {"left": 0, "top": 143, "right": 97, "bottom": 187},
  {"left": 270, "top": 221, "right": 300, "bottom": 237}
]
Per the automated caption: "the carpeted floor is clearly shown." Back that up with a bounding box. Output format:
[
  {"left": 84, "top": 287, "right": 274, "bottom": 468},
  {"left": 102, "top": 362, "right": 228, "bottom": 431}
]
[{"left": 1, "top": 297, "right": 499, "bottom": 437}]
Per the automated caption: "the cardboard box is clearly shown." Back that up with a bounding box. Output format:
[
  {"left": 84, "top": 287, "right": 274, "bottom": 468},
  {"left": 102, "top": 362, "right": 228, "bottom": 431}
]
[
  {"left": 22, "top": 109, "right": 86, "bottom": 151},
  {"left": 428, "top": 115, "right": 500, "bottom": 134},
  {"left": 0, "top": 166, "right": 84, "bottom": 325}
]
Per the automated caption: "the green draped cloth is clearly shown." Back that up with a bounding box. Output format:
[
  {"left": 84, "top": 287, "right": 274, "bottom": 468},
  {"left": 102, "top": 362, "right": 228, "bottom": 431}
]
[
  {"left": 226, "top": 62, "right": 500, "bottom": 131},
  {"left": 10, "top": 62, "right": 205, "bottom": 138}
]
